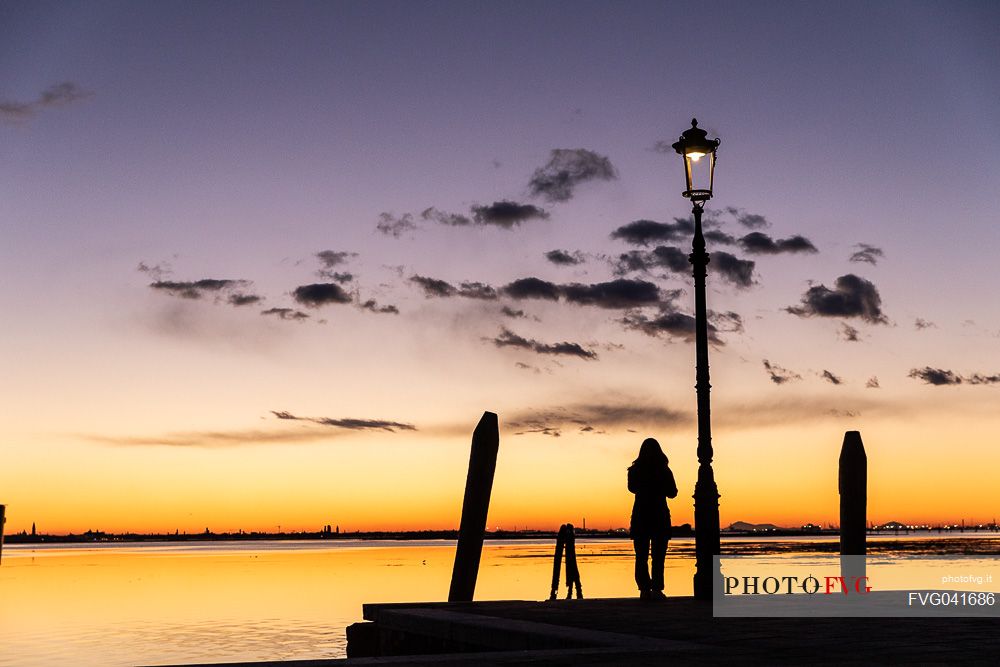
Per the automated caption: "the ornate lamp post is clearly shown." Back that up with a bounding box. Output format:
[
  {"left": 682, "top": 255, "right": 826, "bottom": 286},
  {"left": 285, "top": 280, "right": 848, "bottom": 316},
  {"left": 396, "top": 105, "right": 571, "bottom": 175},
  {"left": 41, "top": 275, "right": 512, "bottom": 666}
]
[{"left": 671, "top": 119, "right": 722, "bottom": 600}]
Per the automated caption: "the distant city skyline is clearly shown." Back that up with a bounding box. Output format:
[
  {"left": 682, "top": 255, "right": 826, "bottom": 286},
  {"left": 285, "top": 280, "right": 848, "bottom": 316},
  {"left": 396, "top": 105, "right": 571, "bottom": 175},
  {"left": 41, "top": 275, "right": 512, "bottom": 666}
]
[{"left": 2, "top": 1, "right": 999, "bottom": 533}]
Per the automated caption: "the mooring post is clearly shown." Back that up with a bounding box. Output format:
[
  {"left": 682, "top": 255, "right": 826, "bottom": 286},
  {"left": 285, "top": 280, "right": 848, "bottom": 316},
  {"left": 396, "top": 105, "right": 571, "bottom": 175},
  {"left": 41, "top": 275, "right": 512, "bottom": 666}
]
[
  {"left": 839, "top": 431, "right": 867, "bottom": 583},
  {"left": 0, "top": 504, "right": 6, "bottom": 565},
  {"left": 563, "top": 523, "right": 583, "bottom": 599},
  {"left": 448, "top": 411, "right": 500, "bottom": 602},
  {"left": 549, "top": 524, "right": 567, "bottom": 600}
]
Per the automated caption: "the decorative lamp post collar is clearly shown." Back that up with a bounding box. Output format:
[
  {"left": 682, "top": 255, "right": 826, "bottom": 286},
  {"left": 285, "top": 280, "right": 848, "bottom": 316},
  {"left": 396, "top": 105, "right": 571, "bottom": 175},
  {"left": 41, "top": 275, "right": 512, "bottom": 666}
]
[{"left": 671, "top": 118, "right": 720, "bottom": 203}]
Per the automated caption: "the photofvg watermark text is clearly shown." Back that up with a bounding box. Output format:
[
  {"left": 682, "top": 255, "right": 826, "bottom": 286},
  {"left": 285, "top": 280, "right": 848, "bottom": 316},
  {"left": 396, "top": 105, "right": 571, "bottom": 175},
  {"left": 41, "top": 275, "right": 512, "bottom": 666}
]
[{"left": 713, "top": 555, "right": 999, "bottom": 617}]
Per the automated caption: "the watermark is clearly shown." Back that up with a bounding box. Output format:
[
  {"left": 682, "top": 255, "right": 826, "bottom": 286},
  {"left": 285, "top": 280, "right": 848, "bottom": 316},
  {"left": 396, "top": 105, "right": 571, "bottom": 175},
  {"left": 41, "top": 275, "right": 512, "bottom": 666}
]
[{"left": 713, "top": 555, "right": 999, "bottom": 617}]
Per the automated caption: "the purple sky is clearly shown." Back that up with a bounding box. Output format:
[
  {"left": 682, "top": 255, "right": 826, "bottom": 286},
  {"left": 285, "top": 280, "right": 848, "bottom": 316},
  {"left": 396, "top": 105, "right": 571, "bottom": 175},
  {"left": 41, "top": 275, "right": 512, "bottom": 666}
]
[{"left": 2, "top": 1, "right": 999, "bottom": 531}]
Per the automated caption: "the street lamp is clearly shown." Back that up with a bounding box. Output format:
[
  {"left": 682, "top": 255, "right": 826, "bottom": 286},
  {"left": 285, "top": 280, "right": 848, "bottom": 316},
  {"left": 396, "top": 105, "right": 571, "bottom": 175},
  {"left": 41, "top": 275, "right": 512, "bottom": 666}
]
[{"left": 671, "top": 118, "right": 722, "bottom": 600}]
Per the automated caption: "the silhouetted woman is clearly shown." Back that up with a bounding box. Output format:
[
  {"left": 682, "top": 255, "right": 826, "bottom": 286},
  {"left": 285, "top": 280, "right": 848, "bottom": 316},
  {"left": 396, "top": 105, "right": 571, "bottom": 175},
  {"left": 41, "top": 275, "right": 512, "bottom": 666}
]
[{"left": 628, "top": 438, "right": 677, "bottom": 600}]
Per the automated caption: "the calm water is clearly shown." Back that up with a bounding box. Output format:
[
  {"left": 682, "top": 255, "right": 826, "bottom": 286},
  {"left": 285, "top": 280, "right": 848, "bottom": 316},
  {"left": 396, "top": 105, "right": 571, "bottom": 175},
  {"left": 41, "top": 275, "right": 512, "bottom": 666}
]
[{"left": 1, "top": 536, "right": 997, "bottom": 666}]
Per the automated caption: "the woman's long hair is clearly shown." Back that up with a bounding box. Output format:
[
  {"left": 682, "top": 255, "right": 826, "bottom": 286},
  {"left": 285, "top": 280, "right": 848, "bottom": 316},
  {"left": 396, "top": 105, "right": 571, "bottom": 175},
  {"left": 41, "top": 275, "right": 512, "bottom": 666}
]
[{"left": 631, "top": 437, "right": 668, "bottom": 468}]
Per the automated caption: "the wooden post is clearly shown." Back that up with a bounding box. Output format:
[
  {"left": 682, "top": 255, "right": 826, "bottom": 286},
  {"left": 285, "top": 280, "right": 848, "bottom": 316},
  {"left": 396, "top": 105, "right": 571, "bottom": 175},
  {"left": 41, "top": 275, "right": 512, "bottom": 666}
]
[
  {"left": 448, "top": 411, "right": 500, "bottom": 602},
  {"left": 563, "top": 523, "right": 583, "bottom": 599},
  {"left": 0, "top": 504, "right": 6, "bottom": 564},
  {"left": 549, "top": 524, "right": 567, "bottom": 600},
  {"left": 839, "top": 431, "right": 866, "bottom": 583}
]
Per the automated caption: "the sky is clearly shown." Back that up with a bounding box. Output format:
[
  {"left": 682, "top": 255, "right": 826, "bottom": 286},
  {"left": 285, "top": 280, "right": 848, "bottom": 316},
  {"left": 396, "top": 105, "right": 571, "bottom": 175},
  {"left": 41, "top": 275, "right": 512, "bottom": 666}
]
[{"left": 2, "top": 0, "right": 999, "bottom": 534}]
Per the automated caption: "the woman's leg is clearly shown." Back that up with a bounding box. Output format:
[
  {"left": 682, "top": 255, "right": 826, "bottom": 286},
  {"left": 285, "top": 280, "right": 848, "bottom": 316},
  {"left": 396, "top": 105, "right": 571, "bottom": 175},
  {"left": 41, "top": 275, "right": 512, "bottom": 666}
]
[
  {"left": 650, "top": 536, "right": 668, "bottom": 592},
  {"left": 633, "top": 535, "right": 651, "bottom": 592}
]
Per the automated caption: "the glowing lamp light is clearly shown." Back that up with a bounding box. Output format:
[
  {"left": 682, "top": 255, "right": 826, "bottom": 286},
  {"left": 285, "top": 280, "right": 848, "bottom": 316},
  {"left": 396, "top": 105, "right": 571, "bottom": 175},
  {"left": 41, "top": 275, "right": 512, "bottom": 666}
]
[{"left": 671, "top": 118, "right": 720, "bottom": 201}]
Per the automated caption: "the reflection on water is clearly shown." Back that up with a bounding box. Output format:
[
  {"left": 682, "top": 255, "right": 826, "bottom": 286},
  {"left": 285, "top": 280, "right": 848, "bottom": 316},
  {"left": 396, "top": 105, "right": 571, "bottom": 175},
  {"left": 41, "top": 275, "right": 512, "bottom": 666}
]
[{"left": 0, "top": 536, "right": 997, "bottom": 666}]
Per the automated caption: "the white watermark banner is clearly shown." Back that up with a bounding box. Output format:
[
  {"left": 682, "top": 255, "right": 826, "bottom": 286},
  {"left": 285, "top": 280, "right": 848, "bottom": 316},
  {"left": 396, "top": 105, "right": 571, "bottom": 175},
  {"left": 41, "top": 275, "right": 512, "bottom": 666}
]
[{"left": 713, "top": 555, "right": 998, "bottom": 617}]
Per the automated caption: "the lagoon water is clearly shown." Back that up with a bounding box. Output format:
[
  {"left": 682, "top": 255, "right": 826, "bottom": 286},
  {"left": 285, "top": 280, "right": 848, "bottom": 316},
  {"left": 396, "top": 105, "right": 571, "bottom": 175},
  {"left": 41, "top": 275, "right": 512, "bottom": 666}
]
[{"left": 1, "top": 536, "right": 997, "bottom": 666}]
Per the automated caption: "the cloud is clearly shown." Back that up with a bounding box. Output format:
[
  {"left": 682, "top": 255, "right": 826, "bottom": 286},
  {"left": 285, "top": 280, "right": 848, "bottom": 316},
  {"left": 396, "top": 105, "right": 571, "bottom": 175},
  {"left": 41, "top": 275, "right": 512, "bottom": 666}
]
[
  {"left": 150, "top": 279, "right": 251, "bottom": 301},
  {"left": 527, "top": 148, "right": 617, "bottom": 202},
  {"left": 623, "top": 308, "right": 738, "bottom": 345},
  {"left": 492, "top": 328, "right": 597, "bottom": 360},
  {"left": 501, "top": 277, "right": 562, "bottom": 301},
  {"left": 763, "top": 359, "right": 802, "bottom": 385},
  {"left": 739, "top": 232, "right": 818, "bottom": 255},
  {"left": 545, "top": 249, "right": 585, "bottom": 266},
  {"left": 514, "top": 361, "right": 541, "bottom": 374},
  {"left": 228, "top": 293, "right": 263, "bottom": 306},
  {"left": 470, "top": 200, "right": 550, "bottom": 228},
  {"left": 359, "top": 299, "right": 399, "bottom": 314},
  {"left": 839, "top": 322, "right": 861, "bottom": 342},
  {"left": 292, "top": 283, "right": 353, "bottom": 307},
  {"left": 615, "top": 246, "right": 689, "bottom": 275},
  {"left": 87, "top": 428, "right": 343, "bottom": 448},
  {"left": 409, "top": 275, "right": 497, "bottom": 300},
  {"left": 914, "top": 318, "right": 936, "bottom": 330},
  {"left": 821, "top": 370, "right": 843, "bottom": 385},
  {"left": 420, "top": 207, "right": 473, "bottom": 226},
  {"left": 508, "top": 402, "right": 688, "bottom": 438},
  {"left": 907, "top": 367, "right": 1000, "bottom": 386},
  {"left": 610, "top": 219, "right": 693, "bottom": 246},
  {"left": 137, "top": 261, "right": 173, "bottom": 281},
  {"left": 376, "top": 212, "right": 418, "bottom": 237},
  {"left": 850, "top": 243, "right": 884, "bottom": 265},
  {"left": 500, "top": 277, "right": 666, "bottom": 309},
  {"left": 724, "top": 207, "right": 770, "bottom": 229},
  {"left": 1, "top": 82, "right": 92, "bottom": 124},
  {"left": 316, "top": 250, "right": 357, "bottom": 268},
  {"left": 786, "top": 274, "right": 887, "bottom": 324},
  {"left": 261, "top": 307, "right": 309, "bottom": 321},
  {"left": 501, "top": 306, "right": 527, "bottom": 319},
  {"left": 271, "top": 410, "right": 416, "bottom": 432},
  {"left": 712, "top": 252, "right": 756, "bottom": 288},
  {"left": 866, "top": 376, "right": 880, "bottom": 389},
  {"left": 561, "top": 279, "right": 661, "bottom": 309}
]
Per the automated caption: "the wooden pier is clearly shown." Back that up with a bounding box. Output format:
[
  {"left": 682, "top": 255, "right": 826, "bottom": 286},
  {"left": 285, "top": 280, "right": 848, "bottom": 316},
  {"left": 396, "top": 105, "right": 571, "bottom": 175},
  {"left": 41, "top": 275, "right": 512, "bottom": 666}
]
[{"left": 164, "top": 596, "right": 999, "bottom": 666}]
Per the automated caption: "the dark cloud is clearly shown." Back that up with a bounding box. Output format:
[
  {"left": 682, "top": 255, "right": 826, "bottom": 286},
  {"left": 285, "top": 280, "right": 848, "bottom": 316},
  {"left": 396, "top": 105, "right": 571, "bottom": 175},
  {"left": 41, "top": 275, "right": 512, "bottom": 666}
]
[
  {"left": 724, "top": 207, "right": 770, "bottom": 229},
  {"left": 514, "top": 361, "right": 540, "bottom": 374},
  {"left": 323, "top": 272, "right": 354, "bottom": 284},
  {"left": 492, "top": 328, "right": 597, "bottom": 360},
  {"left": 508, "top": 402, "right": 687, "bottom": 438},
  {"left": 914, "top": 318, "right": 936, "bottom": 330},
  {"left": 409, "top": 275, "right": 497, "bottom": 300},
  {"left": 610, "top": 219, "right": 693, "bottom": 246},
  {"left": 786, "top": 274, "right": 887, "bottom": 324},
  {"left": 501, "top": 306, "right": 527, "bottom": 319},
  {"left": 850, "top": 243, "right": 884, "bottom": 265},
  {"left": 712, "top": 252, "right": 756, "bottom": 288},
  {"left": 650, "top": 140, "right": 674, "bottom": 154},
  {"left": 527, "top": 148, "right": 617, "bottom": 203},
  {"left": 410, "top": 275, "right": 455, "bottom": 298},
  {"left": 709, "top": 310, "right": 744, "bottom": 334},
  {"left": 502, "top": 277, "right": 562, "bottom": 301},
  {"left": 359, "top": 299, "right": 399, "bottom": 314},
  {"left": 292, "top": 283, "right": 352, "bottom": 307},
  {"left": 420, "top": 207, "right": 472, "bottom": 227},
  {"left": 623, "top": 310, "right": 702, "bottom": 344},
  {"left": 316, "top": 250, "right": 357, "bottom": 268},
  {"left": 501, "top": 277, "right": 665, "bottom": 309},
  {"left": 376, "top": 212, "right": 417, "bottom": 237},
  {"left": 839, "top": 322, "right": 861, "bottom": 342},
  {"left": 271, "top": 410, "right": 416, "bottom": 432},
  {"left": 1, "top": 82, "right": 92, "bottom": 123},
  {"left": 150, "top": 279, "right": 250, "bottom": 300},
  {"left": 866, "top": 376, "right": 880, "bottom": 389},
  {"left": 907, "top": 367, "right": 1000, "bottom": 386},
  {"left": 470, "top": 200, "right": 550, "bottom": 228},
  {"left": 821, "top": 370, "right": 843, "bottom": 385},
  {"left": 261, "top": 307, "right": 309, "bottom": 321},
  {"left": 228, "top": 293, "right": 263, "bottom": 306},
  {"left": 561, "top": 279, "right": 661, "bottom": 309},
  {"left": 615, "top": 245, "right": 690, "bottom": 275},
  {"left": 739, "top": 232, "right": 818, "bottom": 255},
  {"left": 704, "top": 230, "right": 738, "bottom": 245},
  {"left": 545, "top": 249, "right": 585, "bottom": 266},
  {"left": 137, "top": 261, "right": 172, "bottom": 281},
  {"left": 763, "top": 360, "right": 802, "bottom": 385},
  {"left": 622, "top": 308, "right": 736, "bottom": 345}
]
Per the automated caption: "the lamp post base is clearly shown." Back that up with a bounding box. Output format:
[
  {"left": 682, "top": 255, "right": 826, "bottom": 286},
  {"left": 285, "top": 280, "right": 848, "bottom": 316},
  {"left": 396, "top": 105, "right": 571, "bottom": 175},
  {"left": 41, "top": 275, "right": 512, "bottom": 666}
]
[{"left": 693, "top": 465, "right": 721, "bottom": 600}]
